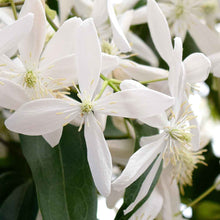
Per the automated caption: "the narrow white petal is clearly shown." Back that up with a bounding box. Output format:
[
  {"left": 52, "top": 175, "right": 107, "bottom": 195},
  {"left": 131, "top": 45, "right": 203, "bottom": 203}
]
[
  {"left": 188, "top": 15, "right": 220, "bottom": 55},
  {"left": 43, "top": 128, "right": 63, "bottom": 148},
  {"left": 92, "top": 0, "right": 108, "bottom": 28},
  {"left": 40, "top": 17, "right": 82, "bottom": 67},
  {"left": 131, "top": 6, "right": 148, "bottom": 25},
  {"left": 147, "top": 0, "right": 174, "bottom": 65},
  {"left": 124, "top": 154, "right": 163, "bottom": 214},
  {"left": 0, "top": 14, "right": 34, "bottom": 54},
  {"left": 129, "top": 188, "right": 163, "bottom": 220},
  {"left": 5, "top": 98, "right": 80, "bottom": 135},
  {"left": 158, "top": 168, "right": 181, "bottom": 220},
  {"left": 95, "top": 88, "right": 174, "bottom": 119},
  {"left": 168, "top": 38, "right": 184, "bottom": 99},
  {"left": 140, "top": 113, "right": 169, "bottom": 129},
  {"left": 118, "top": 59, "right": 168, "bottom": 81},
  {"left": 190, "top": 117, "right": 200, "bottom": 151},
  {"left": 40, "top": 54, "right": 77, "bottom": 89},
  {"left": 140, "top": 132, "right": 167, "bottom": 146},
  {"left": 118, "top": 10, "right": 134, "bottom": 34},
  {"left": 126, "top": 31, "right": 158, "bottom": 66},
  {"left": 106, "top": 187, "right": 125, "bottom": 209},
  {"left": 77, "top": 18, "right": 102, "bottom": 97},
  {"left": 84, "top": 113, "right": 112, "bottom": 197},
  {"left": 112, "top": 137, "right": 164, "bottom": 191},
  {"left": 108, "top": 0, "right": 131, "bottom": 52},
  {"left": 101, "top": 53, "right": 119, "bottom": 75},
  {"left": 58, "top": 0, "right": 74, "bottom": 23},
  {"left": 209, "top": 52, "right": 220, "bottom": 76},
  {"left": 116, "top": 0, "right": 139, "bottom": 13},
  {"left": 184, "top": 53, "right": 211, "bottom": 84},
  {"left": 0, "top": 78, "right": 29, "bottom": 110},
  {"left": 19, "top": 0, "right": 47, "bottom": 67}
]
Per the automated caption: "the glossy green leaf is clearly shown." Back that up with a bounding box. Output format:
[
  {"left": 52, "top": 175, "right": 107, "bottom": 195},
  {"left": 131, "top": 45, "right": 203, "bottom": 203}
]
[
  {"left": 20, "top": 125, "right": 97, "bottom": 220},
  {"left": 0, "top": 180, "right": 38, "bottom": 220}
]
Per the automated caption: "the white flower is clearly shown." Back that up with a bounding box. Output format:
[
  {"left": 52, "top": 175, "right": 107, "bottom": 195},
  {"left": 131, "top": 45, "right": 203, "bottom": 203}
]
[
  {"left": 109, "top": 0, "right": 210, "bottom": 214},
  {"left": 157, "top": 0, "right": 220, "bottom": 40},
  {"left": 0, "top": 0, "right": 80, "bottom": 110},
  {"left": 5, "top": 18, "right": 174, "bottom": 197}
]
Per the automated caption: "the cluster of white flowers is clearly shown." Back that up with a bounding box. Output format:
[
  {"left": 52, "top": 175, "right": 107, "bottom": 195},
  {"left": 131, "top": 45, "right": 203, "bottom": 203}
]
[{"left": 0, "top": 0, "right": 219, "bottom": 219}]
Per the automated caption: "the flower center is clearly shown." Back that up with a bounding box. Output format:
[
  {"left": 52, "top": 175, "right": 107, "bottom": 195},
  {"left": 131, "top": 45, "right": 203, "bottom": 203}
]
[
  {"left": 163, "top": 106, "right": 206, "bottom": 192},
  {"left": 81, "top": 100, "right": 93, "bottom": 115},
  {"left": 175, "top": 4, "right": 184, "bottom": 18},
  {"left": 24, "top": 70, "right": 37, "bottom": 88},
  {"left": 101, "top": 40, "right": 118, "bottom": 55},
  {"left": 202, "top": 1, "right": 217, "bottom": 14}
]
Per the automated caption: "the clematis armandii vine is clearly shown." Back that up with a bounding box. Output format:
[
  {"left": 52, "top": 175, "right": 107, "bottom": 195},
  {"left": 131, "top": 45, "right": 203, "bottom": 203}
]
[
  {"left": 5, "top": 17, "right": 175, "bottom": 197},
  {"left": 108, "top": 0, "right": 211, "bottom": 216}
]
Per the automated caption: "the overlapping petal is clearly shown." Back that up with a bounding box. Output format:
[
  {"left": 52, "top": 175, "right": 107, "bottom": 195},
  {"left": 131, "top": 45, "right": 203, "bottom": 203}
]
[{"left": 84, "top": 113, "right": 112, "bottom": 197}]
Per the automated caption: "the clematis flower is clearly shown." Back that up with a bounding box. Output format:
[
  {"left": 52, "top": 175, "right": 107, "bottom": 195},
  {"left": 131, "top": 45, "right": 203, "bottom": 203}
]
[
  {"left": 109, "top": 0, "right": 210, "bottom": 215},
  {"left": 157, "top": 0, "right": 220, "bottom": 40},
  {"left": 5, "top": 18, "right": 174, "bottom": 197}
]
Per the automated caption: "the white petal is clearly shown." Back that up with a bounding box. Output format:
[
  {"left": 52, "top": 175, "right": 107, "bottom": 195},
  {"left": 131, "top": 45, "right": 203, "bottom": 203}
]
[
  {"left": 58, "top": 0, "right": 74, "bottom": 23},
  {"left": 108, "top": 139, "right": 134, "bottom": 166},
  {"left": 140, "top": 132, "right": 167, "bottom": 146},
  {"left": 92, "top": 0, "right": 108, "bottom": 28},
  {"left": 19, "top": 0, "right": 47, "bottom": 68},
  {"left": 184, "top": 53, "right": 211, "bottom": 84},
  {"left": 42, "top": 128, "right": 63, "bottom": 148},
  {"left": 111, "top": 136, "right": 164, "bottom": 191},
  {"left": 0, "top": 14, "right": 34, "bottom": 54},
  {"left": 158, "top": 168, "right": 181, "bottom": 220},
  {"left": 118, "top": 59, "right": 168, "bottom": 81},
  {"left": 40, "top": 17, "right": 82, "bottom": 67},
  {"left": 116, "top": 0, "right": 139, "bottom": 14},
  {"left": 95, "top": 88, "right": 174, "bottom": 119},
  {"left": 0, "top": 78, "right": 29, "bottom": 110},
  {"left": 108, "top": 0, "right": 131, "bottom": 53},
  {"left": 208, "top": 53, "right": 220, "bottom": 77},
  {"left": 76, "top": 18, "right": 102, "bottom": 97},
  {"left": 188, "top": 15, "right": 220, "bottom": 55},
  {"left": 126, "top": 31, "right": 158, "bottom": 67},
  {"left": 118, "top": 10, "right": 134, "bottom": 34},
  {"left": 84, "top": 113, "right": 112, "bottom": 197},
  {"left": 168, "top": 38, "right": 184, "bottom": 99},
  {"left": 129, "top": 188, "right": 163, "bottom": 220},
  {"left": 190, "top": 117, "right": 200, "bottom": 151},
  {"left": 140, "top": 113, "right": 169, "bottom": 129},
  {"left": 106, "top": 187, "right": 125, "bottom": 209},
  {"left": 124, "top": 154, "right": 163, "bottom": 214},
  {"left": 101, "top": 53, "right": 119, "bottom": 75},
  {"left": 131, "top": 6, "right": 148, "bottom": 25},
  {"left": 120, "top": 79, "right": 146, "bottom": 90},
  {"left": 147, "top": 0, "right": 174, "bottom": 65},
  {"left": 39, "top": 54, "right": 77, "bottom": 89},
  {"left": 5, "top": 98, "right": 80, "bottom": 135}
]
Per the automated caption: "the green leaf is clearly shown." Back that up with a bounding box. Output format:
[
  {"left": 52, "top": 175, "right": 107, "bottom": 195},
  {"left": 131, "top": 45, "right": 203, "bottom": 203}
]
[
  {"left": 0, "top": 180, "right": 38, "bottom": 220},
  {"left": 115, "top": 156, "right": 163, "bottom": 220},
  {"left": 20, "top": 125, "right": 97, "bottom": 220},
  {"left": 0, "top": 172, "right": 24, "bottom": 206}
]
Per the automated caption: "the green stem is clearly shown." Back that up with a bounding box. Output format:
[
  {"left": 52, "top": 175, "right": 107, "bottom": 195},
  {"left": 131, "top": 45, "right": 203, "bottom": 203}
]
[
  {"left": 100, "top": 74, "right": 120, "bottom": 92},
  {"left": 46, "top": 12, "right": 58, "bottom": 32},
  {"left": 9, "top": 0, "right": 18, "bottom": 20},
  {"left": 140, "top": 77, "right": 168, "bottom": 85},
  {"left": 94, "top": 80, "right": 109, "bottom": 101},
  {"left": 174, "top": 180, "right": 220, "bottom": 217},
  {"left": 0, "top": 1, "right": 23, "bottom": 7}
]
